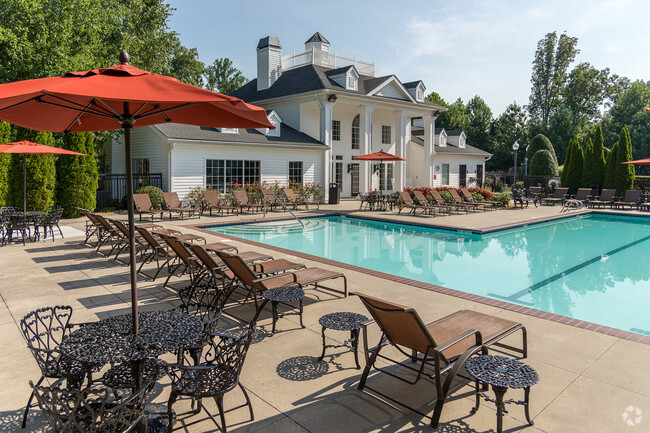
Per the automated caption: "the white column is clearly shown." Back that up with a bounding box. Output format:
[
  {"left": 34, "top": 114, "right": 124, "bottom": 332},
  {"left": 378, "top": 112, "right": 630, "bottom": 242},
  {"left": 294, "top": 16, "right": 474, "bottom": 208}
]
[
  {"left": 359, "top": 105, "right": 373, "bottom": 193},
  {"left": 394, "top": 110, "right": 408, "bottom": 191},
  {"left": 316, "top": 96, "right": 336, "bottom": 199},
  {"left": 423, "top": 114, "right": 434, "bottom": 187}
]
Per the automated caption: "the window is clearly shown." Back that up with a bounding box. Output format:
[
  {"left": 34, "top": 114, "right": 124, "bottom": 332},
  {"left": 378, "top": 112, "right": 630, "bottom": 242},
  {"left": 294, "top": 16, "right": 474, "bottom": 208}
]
[
  {"left": 206, "top": 159, "right": 260, "bottom": 192},
  {"left": 347, "top": 74, "right": 358, "bottom": 90},
  {"left": 351, "top": 115, "right": 360, "bottom": 149},
  {"left": 379, "top": 163, "right": 393, "bottom": 190},
  {"left": 417, "top": 87, "right": 423, "bottom": 101},
  {"left": 132, "top": 158, "right": 150, "bottom": 174},
  {"left": 381, "top": 125, "right": 391, "bottom": 144},
  {"left": 332, "top": 120, "right": 340, "bottom": 141},
  {"left": 334, "top": 155, "right": 343, "bottom": 187},
  {"left": 289, "top": 161, "right": 303, "bottom": 184},
  {"left": 442, "top": 163, "right": 450, "bottom": 186}
]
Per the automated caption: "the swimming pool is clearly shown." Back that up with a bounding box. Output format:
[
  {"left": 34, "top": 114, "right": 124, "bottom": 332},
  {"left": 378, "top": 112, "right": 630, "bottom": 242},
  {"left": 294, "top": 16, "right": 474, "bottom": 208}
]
[{"left": 207, "top": 214, "right": 650, "bottom": 334}]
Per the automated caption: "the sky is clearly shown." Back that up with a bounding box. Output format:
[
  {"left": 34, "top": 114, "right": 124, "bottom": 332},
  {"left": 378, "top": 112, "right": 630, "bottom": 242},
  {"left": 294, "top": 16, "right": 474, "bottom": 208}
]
[{"left": 167, "top": 0, "right": 650, "bottom": 117}]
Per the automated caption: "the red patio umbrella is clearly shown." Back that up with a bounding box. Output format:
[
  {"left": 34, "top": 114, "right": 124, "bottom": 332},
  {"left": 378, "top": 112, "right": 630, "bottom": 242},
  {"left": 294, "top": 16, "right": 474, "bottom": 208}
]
[
  {"left": 0, "top": 140, "right": 86, "bottom": 240},
  {"left": 622, "top": 158, "right": 650, "bottom": 165},
  {"left": 0, "top": 51, "right": 273, "bottom": 333},
  {"left": 353, "top": 149, "right": 407, "bottom": 195}
]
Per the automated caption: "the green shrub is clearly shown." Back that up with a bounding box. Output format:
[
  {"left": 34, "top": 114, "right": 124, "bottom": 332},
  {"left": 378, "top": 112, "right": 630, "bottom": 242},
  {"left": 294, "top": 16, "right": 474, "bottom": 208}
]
[
  {"left": 186, "top": 186, "right": 206, "bottom": 208},
  {"left": 135, "top": 185, "right": 163, "bottom": 209},
  {"left": 561, "top": 136, "right": 584, "bottom": 194},
  {"left": 491, "top": 193, "right": 511, "bottom": 207},
  {"left": 56, "top": 132, "right": 98, "bottom": 217},
  {"left": 529, "top": 149, "right": 559, "bottom": 176},
  {"left": 0, "top": 121, "right": 11, "bottom": 206},
  {"left": 438, "top": 190, "right": 452, "bottom": 202},
  {"left": 613, "top": 126, "right": 635, "bottom": 195},
  {"left": 527, "top": 134, "right": 558, "bottom": 165}
]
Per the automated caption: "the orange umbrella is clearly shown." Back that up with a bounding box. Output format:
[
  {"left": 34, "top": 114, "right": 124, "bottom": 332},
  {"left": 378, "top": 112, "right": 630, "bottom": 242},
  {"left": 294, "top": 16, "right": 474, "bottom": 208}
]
[
  {"left": 0, "top": 141, "right": 86, "bottom": 244},
  {"left": 622, "top": 158, "right": 650, "bottom": 165},
  {"left": 0, "top": 51, "right": 273, "bottom": 333},
  {"left": 353, "top": 150, "right": 407, "bottom": 194}
]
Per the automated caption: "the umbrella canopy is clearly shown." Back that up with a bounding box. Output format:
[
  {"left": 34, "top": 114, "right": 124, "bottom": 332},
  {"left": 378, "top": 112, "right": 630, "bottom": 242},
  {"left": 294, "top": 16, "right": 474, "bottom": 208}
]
[
  {"left": 353, "top": 150, "right": 407, "bottom": 195},
  {"left": 622, "top": 158, "right": 650, "bottom": 165},
  {"left": 0, "top": 51, "right": 274, "bottom": 334},
  {"left": 0, "top": 140, "right": 86, "bottom": 241}
]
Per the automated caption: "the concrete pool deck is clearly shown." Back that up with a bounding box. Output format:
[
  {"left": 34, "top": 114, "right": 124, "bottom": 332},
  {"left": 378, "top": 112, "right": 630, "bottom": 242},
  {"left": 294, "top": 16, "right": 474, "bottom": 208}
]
[{"left": 1, "top": 200, "right": 649, "bottom": 432}]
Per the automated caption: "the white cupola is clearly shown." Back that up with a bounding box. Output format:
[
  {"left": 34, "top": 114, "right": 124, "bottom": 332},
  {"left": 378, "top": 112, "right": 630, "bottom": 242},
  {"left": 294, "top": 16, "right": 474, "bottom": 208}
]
[
  {"left": 305, "top": 32, "right": 330, "bottom": 67},
  {"left": 257, "top": 36, "right": 282, "bottom": 91}
]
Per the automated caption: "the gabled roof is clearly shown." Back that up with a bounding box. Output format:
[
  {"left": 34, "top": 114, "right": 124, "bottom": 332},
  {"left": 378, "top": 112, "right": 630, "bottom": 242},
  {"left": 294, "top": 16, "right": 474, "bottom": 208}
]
[
  {"left": 306, "top": 32, "right": 329, "bottom": 44},
  {"left": 231, "top": 64, "right": 445, "bottom": 110},
  {"left": 403, "top": 80, "right": 424, "bottom": 89},
  {"left": 154, "top": 122, "right": 325, "bottom": 148},
  {"left": 447, "top": 130, "right": 465, "bottom": 136},
  {"left": 410, "top": 126, "right": 490, "bottom": 156}
]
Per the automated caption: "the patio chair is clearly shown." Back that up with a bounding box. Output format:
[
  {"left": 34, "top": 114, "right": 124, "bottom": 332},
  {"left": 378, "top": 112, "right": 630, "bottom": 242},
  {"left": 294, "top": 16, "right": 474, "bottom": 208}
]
[
  {"left": 163, "top": 191, "right": 199, "bottom": 220},
  {"left": 540, "top": 187, "right": 569, "bottom": 206},
  {"left": 31, "top": 378, "right": 151, "bottom": 433},
  {"left": 397, "top": 191, "right": 428, "bottom": 215},
  {"left": 353, "top": 292, "right": 527, "bottom": 429},
  {"left": 460, "top": 188, "right": 498, "bottom": 210},
  {"left": 430, "top": 190, "right": 470, "bottom": 214},
  {"left": 159, "top": 235, "right": 201, "bottom": 288},
  {"left": 20, "top": 306, "right": 88, "bottom": 428},
  {"left": 133, "top": 193, "right": 167, "bottom": 221},
  {"left": 560, "top": 188, "right": 592, "bottom": 212},
  {"left": 202, "top": 190, "right": 238, "bottom": 216},
  {"left": 261, "top": 189, "right": 281, "bottom": 212},
  {"left": 36, "top": 205, "right": 64, "bottom": 241},
  {"left": 215, "top": 250, "right": 347, "bottom": 309},
  {"left": 93, "top": 214, "right": 130, "bottom": 259},
  {"left": 613, "top": 189, "right": 642, "bottom": 210},
  {"left": 449, "top": 189, "right": 484, "bottom": 212},
  {"left": 188, "top": 244, "right": 273, "bottom": 289},
  {"left": 109, "top": 219, "right": 148, "bottom": 265},
  {"left": 587, "top": 189, "right": 616, "bottom": 209},
  {"left": 75, "top": 207, "right": 98, "bottom": 246},
  {"left": 412, "top": 190, "right": 451, "bottom": 216},
  {"left": 282, "top": 188, "right": 308, "bottom": 210},
  {"left": 233, "top": 189, "right": 265, "bottom": 215},
  {"left": 166, "top": 325, "right": 255, "bottom": 432},
  {"left": 136, "top": 227, "right": 177, "bottom": 281}
]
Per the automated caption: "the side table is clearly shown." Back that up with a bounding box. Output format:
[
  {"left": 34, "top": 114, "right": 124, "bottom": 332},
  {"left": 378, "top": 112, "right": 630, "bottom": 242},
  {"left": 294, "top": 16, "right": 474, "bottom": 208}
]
[
  {"left": 318, "top": 312, "right": 369, "bottom": 369},
  {"left": 465, "top": 355, "right": 539, "bottom": 433},
  {"left": 255, "top": 283, "right": 305, "bottom": 334}
]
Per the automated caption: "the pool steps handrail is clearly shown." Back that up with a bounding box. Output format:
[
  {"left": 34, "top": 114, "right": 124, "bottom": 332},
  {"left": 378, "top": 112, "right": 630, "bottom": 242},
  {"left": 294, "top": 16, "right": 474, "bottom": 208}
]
[{"left": 264, "top": 191, "right": 305, "bottom": 228}]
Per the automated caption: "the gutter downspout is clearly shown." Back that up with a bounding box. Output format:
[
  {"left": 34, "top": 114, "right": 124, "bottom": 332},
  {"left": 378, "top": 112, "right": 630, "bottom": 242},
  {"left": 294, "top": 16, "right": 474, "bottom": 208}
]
[{"left": 168, "top": 141, "right": 175, "bottom": 193}]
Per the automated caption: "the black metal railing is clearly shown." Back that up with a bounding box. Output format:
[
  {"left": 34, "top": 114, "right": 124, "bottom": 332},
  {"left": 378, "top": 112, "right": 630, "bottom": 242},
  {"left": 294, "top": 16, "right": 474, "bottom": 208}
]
[{"left": 96, "top": 173, "right": 162, "bottom": 209}]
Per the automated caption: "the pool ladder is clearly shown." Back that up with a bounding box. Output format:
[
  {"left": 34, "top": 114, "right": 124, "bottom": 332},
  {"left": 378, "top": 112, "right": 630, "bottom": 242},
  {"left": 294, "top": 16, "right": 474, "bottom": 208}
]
[{"left": 265, "top": 192, "right": 305, "bottom": 228}]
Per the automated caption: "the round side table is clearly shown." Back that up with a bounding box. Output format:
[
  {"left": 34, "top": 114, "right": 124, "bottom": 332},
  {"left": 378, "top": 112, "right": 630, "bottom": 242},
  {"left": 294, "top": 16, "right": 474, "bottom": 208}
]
[
  {"left": 465, "top": 355, "right": 539, "bottom": 433},
  {"left": 318, "top": 312, "right": 369, "bottom": 369},
  {"left": 260, "top": 283, "right": 305, "bottom": 334}
]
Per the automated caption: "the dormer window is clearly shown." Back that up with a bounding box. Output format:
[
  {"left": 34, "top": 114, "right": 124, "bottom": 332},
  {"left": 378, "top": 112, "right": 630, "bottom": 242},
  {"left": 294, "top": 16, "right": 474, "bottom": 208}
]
[
  {"left": 260, "top": 109, "right": 282, "bottom": 137},
  {"left": 416, "top": 87, "right": 423, "bottom": 101},
  {"left": 347, "top": 73, "right": 358, "bottom": 90}
]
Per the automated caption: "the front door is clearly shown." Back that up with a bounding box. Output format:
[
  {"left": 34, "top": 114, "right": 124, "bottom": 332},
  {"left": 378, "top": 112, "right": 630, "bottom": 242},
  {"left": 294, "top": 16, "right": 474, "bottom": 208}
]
[
  {"left": 477, "top": 165, "right": 483, "bottom": 187},
  {"left": 350, "top": 163, "right": 359, "bottom": 195},
  {"left": 459, "top": 164, "right": 467, "bottom": 187}
]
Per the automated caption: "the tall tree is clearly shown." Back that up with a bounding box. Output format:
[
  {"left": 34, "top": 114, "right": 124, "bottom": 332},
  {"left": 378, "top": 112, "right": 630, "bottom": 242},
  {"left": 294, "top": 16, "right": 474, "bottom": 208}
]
[
  {"left": 582, "top": 125, "right": 606, "bottom": 187},
  {"left": 613, "top": 126, "right": 635, "bottom": 195},
  {"left": 627, "top": 109, "right": 650, "bottom": 175},
  {"left": 0, "top": 121, "right": 11, "bottom": 206},
  {"left": 438, "top": 98, "right": 468, "bottom": 132},
  {"left": 561, "top": 137, "right": 583, "bottom": 194},
  {"left": 56, "top": 132, "right": 98, "bottom": 216},
  {"left": 604, "top": 141, "right": 619, "bottom": 188},
  {"left": 465, "top": 95, "right": 492, "bottom": 151},
  {"left": 487, "top": 102, "right": 528, "bottom": 171},
  {"left": 545, "top": 104, "right": 580, "bottom": 164},
  {"left": 607, "top": 81, "right": 650, "bottom": 134},
  {"left": 563, "top": 62, "right": 610, "bottom": 123},
  {"left": 10, "top": 128, "right": 56, "bottom": 211},
  {"left": 528, "top": 32, "right": 579, "bottom": 124},
  {"left": 204, "top": 58, "right": 248, "bottom": 94}
]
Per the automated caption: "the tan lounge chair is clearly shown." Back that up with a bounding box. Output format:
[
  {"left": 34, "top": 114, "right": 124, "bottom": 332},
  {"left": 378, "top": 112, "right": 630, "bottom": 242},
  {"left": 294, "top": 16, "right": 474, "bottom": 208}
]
[
  {"left": 262, "top": 189, "right": 281, "bottom": 211},
  {"left": 133, "top": 193, "right": 167, "bottom": 221},
  {"left": 163, "top": 192, "right": 199, "bottom": 220},
  {"left": 613, "top": 189, "right": 641, "bottom": 210},
  {"left": 282, "top": 188, "right": 308, "bottom": 210},
  {"left": 449, "top": 189, "right": 484, "bottom": 212},
  {"left": 460, "top": 188, "right": 498, "bottom": 210},
  {"left": 353, "top": 292, "right": 527, "bottom": 429},
  {"left": 540, "top": 187, "right": 569, "bottom": 206},
  {"left": 233, "top": 190, "right": 265, "bottom": 214},
  {"left": 430, "top": 190, "right": 471, "bottom": 214},
  {"left": 397, "top": 191, "right": 427, "bottom": 215},
  {"left": 587, "top": 189, "right": 615, "bottom": 208},
  {"left": 202, "top": 190, "right": 237, "bottom": 216},
  {"left": 561, "top": 188, "right": 591, "bottom": 212},
  {"left": 412, "top": 190, "right": 451, "bottom": 215}
]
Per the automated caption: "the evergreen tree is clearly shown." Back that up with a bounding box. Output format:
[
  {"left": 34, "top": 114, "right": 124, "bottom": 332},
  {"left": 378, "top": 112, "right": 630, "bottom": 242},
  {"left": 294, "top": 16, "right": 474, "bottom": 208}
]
[
  {"left": 0, "top": 121, "right": 11, "bottom": 206},
  {"left": 526, "top": 134, "right": 558, "bottom": 165},
  {"left": 56, "top": 132, "right": 98, "bottom": 217},
  {"left": 10, "top": 128, "right": 56, "bottom": 211},
  {"left": 562, "top": 137, "right": 584, "bottom": 194},
  {"left": 604, "top": 141, "right": 619, "bottom": 188},
  {"left": 613, "top": 126, "right": 635, "bottom": 195},
  {"left": 581, "top": 138, "right": 594, "bottom": 186},
  {"left": 591, "top": 124, "right": 606, "bottom": 187},
  {"left": 529, "top": 149, "right": 559, "bottom": 176}
]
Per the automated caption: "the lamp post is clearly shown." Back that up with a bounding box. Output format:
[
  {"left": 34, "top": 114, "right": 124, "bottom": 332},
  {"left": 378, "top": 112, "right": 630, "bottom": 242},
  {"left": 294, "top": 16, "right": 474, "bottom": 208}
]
[{"left": 512, "top": 141, "right": 520, "bottom": 188}]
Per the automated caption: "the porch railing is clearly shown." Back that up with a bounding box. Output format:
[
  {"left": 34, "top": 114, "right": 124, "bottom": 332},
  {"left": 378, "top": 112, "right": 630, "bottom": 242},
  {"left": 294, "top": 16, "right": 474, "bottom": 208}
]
[{"left": 96, "top": 173, "right": 162, "bottom": 209}]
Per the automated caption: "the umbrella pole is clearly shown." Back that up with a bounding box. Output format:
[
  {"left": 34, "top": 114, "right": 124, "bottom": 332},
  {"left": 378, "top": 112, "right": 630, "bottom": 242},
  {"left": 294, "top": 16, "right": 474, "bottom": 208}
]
[
  {"left": 123, "top": 116, "right": 139, "bottom": 335},
  {"left": 23, "top": 154, "right": 27, "bottom": 244}
]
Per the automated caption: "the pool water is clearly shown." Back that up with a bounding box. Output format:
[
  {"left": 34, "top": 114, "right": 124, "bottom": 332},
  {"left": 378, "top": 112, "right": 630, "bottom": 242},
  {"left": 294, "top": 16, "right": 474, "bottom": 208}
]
[{"left": 208, "top": 215, "right": 650, "bottom": 334}]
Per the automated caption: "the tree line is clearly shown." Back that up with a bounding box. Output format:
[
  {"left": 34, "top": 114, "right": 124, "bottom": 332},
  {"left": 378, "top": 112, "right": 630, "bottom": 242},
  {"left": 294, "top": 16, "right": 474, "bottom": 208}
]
[{"left": 427, "top": 31, "right": 650, "bottom": 183}]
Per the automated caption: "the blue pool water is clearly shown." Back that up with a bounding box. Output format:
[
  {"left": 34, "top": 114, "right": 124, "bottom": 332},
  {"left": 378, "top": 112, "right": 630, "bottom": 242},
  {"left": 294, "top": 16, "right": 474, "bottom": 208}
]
[{"left": 207, "top": 215, "right": 650, "bottom": 333}]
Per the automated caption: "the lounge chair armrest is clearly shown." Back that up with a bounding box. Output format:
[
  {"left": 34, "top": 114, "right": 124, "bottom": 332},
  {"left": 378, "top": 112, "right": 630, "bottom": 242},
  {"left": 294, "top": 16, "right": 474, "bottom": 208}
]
[{"left": 433, "top": 329, "right": 483, "bottom": 354}]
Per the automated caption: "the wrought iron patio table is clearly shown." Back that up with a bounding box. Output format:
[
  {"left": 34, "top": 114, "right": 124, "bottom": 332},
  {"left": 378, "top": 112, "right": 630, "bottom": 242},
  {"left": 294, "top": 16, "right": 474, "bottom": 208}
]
[
  {"left": 465, "top": 355, "right": 539, "bottom": 433},
  {"left": 318, "top": 312, "right": 369, "bottom": 369},
  {"left": 254, "top": 283, "right": 305, "bottom": 334}
]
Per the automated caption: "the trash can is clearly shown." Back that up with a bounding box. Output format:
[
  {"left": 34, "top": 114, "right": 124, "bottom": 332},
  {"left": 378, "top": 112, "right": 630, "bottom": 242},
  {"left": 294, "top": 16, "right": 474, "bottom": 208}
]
[{"left": 328, "top": 183, "right": 340, "bottom": 204}]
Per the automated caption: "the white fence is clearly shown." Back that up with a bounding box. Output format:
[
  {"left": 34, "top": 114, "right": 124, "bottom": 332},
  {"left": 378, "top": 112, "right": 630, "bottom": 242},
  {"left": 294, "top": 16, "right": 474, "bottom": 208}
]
[{"left": 282, "top": 48, "right": 375, "bottom": 76}]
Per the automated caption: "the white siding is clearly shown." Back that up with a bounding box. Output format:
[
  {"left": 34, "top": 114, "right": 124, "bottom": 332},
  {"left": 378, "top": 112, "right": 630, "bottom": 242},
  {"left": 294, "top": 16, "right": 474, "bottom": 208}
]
[
  {"left": 300, "top": 101, "right": 321, "bottom": 140},
  {"left": 269, "top": 101, "right": 300, "bottom": 131},
  {"left": 432, "top": 154, "right": 486, "bottom": 188},
  {"left": 375, "top": 81, "right": 409, "bottom": 100},
  {"left": 170, "top": 142, "right": 324, "bottom": 200},
  {"left": 406, "top": 141, "right": 425, "bottom": 188}
]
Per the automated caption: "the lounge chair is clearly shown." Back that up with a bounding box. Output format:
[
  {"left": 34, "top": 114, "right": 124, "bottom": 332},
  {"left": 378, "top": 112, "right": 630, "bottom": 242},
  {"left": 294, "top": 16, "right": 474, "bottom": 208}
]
[
  {"left": 539, "top": 187, "right": 569, "bottom": 206},
  {"left": 561, "top": 188, "right": 591, "bottom": 212},
  {"left": 202, "top": 190, "right": 237, "bottom": 216},
  {"left": 233, "top": 190, "right": 265, "bottom": 214},
  {"left": 430, "top": 190, "right": 470, "bottom": 214},
  {"left": 449, "top": 189, "right": 483, "bottom": 212},
  {"left": 163, "top": 192, "right": 199, "bottom": 220},
  {"left": 353, "top": 292, "right": 527, "bottom": 429},
  {"left": 412, "top": 190, "right": 451, "bottom": 215},
  {"left": 613, "top": 190, "right": 642, "bottom": 210},
  {"left": 215, "top": 250, "right": 347, "bottom": 307},
  {"left": 460, "top": 188, "right": 498, "bottom": 210},
  {"left": 133, "top": 193, "right": 167, "bottom": 221},
  {"left": 136, "top": 227, "right": 177, "bottom": 281},
  {"left": 262, "top": 189, "right": 281, "bottom": 211},
  {"left": 397, "top": 191, "right": 427, "bottom": 215},
  {"left": 282, "top": 188, "right": 307, "bottom": 210},
  {"left": 188, "top": 244, "right": 273, "bottom": 289},
  {"left": 587, "top": 189, "right": 616, "bottom": 209},
  {"left": 159, "top": 235, "right": 201, "bottom": 287}
]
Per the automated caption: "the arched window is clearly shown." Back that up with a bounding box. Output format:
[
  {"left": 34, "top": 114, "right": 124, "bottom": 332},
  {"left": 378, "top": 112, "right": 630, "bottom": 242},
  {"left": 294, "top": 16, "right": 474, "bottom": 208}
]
[{"left": 351, "top": 115, "right": 360, "bottom": 150}]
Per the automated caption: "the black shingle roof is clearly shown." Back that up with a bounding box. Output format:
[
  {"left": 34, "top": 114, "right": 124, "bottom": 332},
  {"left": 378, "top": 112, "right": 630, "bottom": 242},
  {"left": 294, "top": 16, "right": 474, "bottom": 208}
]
[
  {"left": 305, "top": 32, "right": 329, "bottom": 44},
  {"left": 410, "top": 126, "right": 490, "bottom": 157},
  {"left": 153, "top": 122, "right": 325, "bottom": 148},
  {"left": 257, "top": 36, "right": 281, "bottom": 50}
]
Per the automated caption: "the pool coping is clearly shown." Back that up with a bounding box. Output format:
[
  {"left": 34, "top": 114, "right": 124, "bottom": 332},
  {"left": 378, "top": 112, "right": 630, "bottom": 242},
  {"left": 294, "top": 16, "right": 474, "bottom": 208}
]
[{"left": 189, "top": 209, "right": 650, "bottom": 345}]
